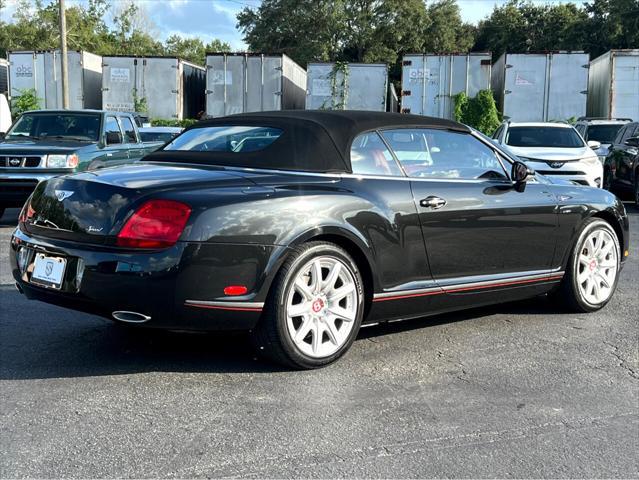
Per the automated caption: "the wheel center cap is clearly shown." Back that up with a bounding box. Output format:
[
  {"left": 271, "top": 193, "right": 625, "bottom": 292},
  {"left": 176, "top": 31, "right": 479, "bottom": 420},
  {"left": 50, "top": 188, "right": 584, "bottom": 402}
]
[
  {"left": 311, "top": 298, "right": 325, "bottom": 313},
  {"left": 589, "top": 259, "right": 597, "bottom": 271}
]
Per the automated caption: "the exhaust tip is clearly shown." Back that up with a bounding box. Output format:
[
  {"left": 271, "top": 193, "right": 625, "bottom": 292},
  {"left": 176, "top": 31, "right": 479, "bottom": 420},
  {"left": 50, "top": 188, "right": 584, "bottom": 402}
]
[
  {"left": 15, "top": 282, "right": 24, "bottom": 294},
  {"left": 112, "top": 311, "right": 151, "bottom": 323}
]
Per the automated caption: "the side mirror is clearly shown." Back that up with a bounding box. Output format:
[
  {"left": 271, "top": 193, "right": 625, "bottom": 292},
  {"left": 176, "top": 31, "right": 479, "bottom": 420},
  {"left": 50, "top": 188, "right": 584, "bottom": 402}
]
[
  {"left": 625, "top": 136, "right": 639, "bottom": 148},
  {"left": 0, "top": 132, "right": 5, "bottom": 140},
  {"left": 106, "top": 131, "right": 122, "bottom": 145},
  {"left": 587, "top": 140, "right": 601, "bottom": 150},
  {"left": 511, "top": 160, "right": 534, "bottom": 191}
]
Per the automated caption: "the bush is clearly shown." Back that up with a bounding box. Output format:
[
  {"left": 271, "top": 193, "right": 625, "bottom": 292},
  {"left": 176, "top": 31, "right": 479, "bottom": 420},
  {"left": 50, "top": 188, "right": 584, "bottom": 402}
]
[
  {"left": 151, "top": 118, "right": 199, "bottom": 128},
  {"left": 11, "top": 88, "right": 41, "bottom": 117},
  {"left": 453, "top": 90, "right": 501, "bottom": 135}
]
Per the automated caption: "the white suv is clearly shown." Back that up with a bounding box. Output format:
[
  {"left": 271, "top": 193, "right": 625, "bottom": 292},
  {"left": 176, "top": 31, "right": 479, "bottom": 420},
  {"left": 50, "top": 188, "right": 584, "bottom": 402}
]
[{"left": 493, "top": 122, "right": 603, "bottom": 187}]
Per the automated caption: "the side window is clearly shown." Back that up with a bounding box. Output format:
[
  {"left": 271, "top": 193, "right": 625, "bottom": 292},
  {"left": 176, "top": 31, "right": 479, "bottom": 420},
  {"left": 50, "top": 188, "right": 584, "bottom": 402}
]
[
  {"left": 614, "top": 126, "right": 628, "bottom": 145},
  {"left": 381, "top": 128, "right": 508, "bottom": 181},
  {"left": 632, "top": 124, "right": 639, "bottom": 138},
  {"left": 119, "top": 117, "right": 137, "bottom": 143},
  {"left": 575, "top": 124, "right": 585, "bottom": 137},
  {"left": 350, "top": 131, "right": 403, "bottom": 176},
  {"left": 492, "top": 125, "right": 503, "bottom": 140},
  {"left": 105, "top": 116, "right": 122, "bottom": 144}
]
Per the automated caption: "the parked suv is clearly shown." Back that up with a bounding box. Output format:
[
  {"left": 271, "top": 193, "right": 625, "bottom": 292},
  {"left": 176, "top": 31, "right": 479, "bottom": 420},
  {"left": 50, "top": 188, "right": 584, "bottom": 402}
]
[
  {"left": 492, "top": 121, "right": 603, "bottom": 187},
  {"left": 0, "top": 110, "right": 164, "bottom": 219},
  {"left": 603, "top": 121, "right": 639, "bottom": 206},
  {"left": 574, "top": 117, "right": 631, "bottom": 162}
]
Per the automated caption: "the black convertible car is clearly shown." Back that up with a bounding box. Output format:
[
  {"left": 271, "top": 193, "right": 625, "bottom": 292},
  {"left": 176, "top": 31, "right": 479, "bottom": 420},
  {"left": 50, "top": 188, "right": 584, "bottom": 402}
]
[{"left": 10, "top": 111, "right": 630, "bottom": 368}]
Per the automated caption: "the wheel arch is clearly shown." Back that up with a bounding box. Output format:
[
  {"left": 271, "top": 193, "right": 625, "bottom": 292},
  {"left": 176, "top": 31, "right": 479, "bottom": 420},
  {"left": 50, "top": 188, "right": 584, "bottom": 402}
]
[
  {"left": 260, "top": 226, "right": 379, "bottom": 318},
  {"left": 590, "top": 210, "right": 625, "bottom": 258},
  {"left": 556, "top": 207, "right": 627, "bottom": 271}
]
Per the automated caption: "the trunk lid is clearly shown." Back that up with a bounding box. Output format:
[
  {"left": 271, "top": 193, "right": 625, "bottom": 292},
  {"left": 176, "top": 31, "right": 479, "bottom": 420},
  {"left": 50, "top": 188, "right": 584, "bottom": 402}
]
[{"left": 23, "top": 163, "right": 255, "bottom": 244}]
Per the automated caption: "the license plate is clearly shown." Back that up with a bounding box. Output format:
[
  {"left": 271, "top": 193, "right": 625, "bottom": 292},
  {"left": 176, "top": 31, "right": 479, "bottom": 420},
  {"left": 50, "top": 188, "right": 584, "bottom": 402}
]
[{"left": 31, "top": 253, "right": 67, "bottom": 289}]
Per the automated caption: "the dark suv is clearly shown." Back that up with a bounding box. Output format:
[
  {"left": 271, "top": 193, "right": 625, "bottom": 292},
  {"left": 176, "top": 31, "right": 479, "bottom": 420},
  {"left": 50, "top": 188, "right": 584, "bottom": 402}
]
[{"left": 603, "top": 121, "right": 639, "bottom": 206}]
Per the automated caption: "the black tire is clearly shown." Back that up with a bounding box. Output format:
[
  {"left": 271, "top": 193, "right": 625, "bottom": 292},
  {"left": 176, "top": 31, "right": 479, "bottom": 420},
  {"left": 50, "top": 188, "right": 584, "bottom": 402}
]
[
  {"left": 555, "top": 218, "right": 620, "bottom": 313},
  {"left": 634, "top": 174, "right": 639, "bottom": 208},
  {"left": 252, "top": 241, "right": 365, "bottom": 369}
]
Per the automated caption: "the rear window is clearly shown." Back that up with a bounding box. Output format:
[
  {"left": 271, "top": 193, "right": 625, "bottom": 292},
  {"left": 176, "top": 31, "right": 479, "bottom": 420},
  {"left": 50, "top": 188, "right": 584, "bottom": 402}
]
[
  {"left": 506, "top": 127, "right": 584, "bottom": 148},
  {"left": 164, "top": 126, "right": 283, "bottom": 153},
  {"left": 585, "top": 124, "right": 625, "bottom": 144}
]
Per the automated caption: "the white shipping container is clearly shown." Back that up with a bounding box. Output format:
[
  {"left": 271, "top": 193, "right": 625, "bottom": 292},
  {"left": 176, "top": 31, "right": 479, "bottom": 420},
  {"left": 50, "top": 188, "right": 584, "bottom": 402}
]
[
  {"left": 306, "top": 63, "right": 388, "bottom": 111},
  {"left": 0, "top": 58, "right": 8, "bottom": 96},
  {"left": 8, "top": 50, "right": 102, "bottom": 110},
  {"left": 102, "top": 56, "right": 205, "bottom": 120},
  {"left": 400, "top": 53, "right": 492, "bottom": 119},
  {"left": 206, "top": 53, "right": 306, "bottom": 117},
  {"left": 492, "top": 52, "right": 589, "bottom": 121},
  {"left": 587, "top": 49, "right": 639, "bottom": 121}
]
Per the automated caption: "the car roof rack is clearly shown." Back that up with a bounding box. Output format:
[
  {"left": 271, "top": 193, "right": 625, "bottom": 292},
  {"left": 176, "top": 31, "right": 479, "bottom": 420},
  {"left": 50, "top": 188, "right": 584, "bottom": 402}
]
[{"left": 576, "top": 116, "right": 632, "bottom": 122}]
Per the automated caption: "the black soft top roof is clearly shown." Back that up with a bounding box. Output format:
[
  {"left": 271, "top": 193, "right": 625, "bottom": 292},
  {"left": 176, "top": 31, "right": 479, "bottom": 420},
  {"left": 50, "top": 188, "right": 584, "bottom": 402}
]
[{"left": 144, "top": 110, "right": 469, "bottom": 173}]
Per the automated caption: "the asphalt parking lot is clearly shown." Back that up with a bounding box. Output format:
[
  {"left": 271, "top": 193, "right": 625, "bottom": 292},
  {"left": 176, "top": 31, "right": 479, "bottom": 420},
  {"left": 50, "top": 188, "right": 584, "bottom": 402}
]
[{"left": 1, "top": 205, "right": 637, "bottom": 478}]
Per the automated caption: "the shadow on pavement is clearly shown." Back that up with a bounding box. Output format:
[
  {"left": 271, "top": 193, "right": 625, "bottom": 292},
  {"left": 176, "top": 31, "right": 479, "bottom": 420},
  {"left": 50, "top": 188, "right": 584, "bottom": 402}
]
[
  {"left": 1, "top": 203, "right": 634, "bottom": 380},
  {"left": 0, "top": 284, "right": 559, "bottom": 381}
]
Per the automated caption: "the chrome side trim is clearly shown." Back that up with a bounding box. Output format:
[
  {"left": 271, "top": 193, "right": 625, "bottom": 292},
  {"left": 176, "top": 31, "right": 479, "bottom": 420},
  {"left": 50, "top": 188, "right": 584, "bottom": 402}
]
[
  {"left": 373, "top": 270, "right": 565, "bottom": 301},
  {"left": 439, "top": 272, "right": 558, "bottom": 290},
  {"left": 374, "top": 286, "right": 441, "bottom": 299},
  {"left": 185, "top": 300, "right": 264, "bottom": 311}
]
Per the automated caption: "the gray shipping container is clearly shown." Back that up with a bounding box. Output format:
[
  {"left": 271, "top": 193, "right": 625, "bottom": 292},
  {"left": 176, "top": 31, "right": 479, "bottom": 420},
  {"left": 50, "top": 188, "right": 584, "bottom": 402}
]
[
  {"left": 102, "top": 56, "right": 205, "bottom": 120},
  {"left": 0, "top": 58, "right": 8, "bottom": 96},
  {"left": 491, "top": 52, "right": 589, "bottom": 121},
  {"left": 206, "top": 53, "right": 306, "bottom": 117},
  {"left": 8, "top": 50, "right": 102, "bottom": 109},
  {"left": 306, "top": 63, "right": 388, "bottom": 111},
  {"left": 587, "top": 49, "right": 639, "bottom": 121},
  {"left": 400, "top": 53, "right": 492, "bottom": 119}
]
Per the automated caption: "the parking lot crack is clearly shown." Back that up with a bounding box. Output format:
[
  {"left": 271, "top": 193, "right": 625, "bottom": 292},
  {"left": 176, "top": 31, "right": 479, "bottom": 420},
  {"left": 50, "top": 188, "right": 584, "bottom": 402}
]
[{"left": 603, "top": 341, "right": 639, "bottom": 380}]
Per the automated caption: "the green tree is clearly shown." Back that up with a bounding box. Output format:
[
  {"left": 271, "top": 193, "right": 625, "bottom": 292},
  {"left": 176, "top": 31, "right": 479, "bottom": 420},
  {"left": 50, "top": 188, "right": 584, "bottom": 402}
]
[
  {"left": 237, "top": 0, "right": 346, "bottom": 67},
  {"left": 164, "top": 35, "right": 230, "bottom": 65},
  {"left": 0, "top": 0, "right": 228, "bottom": 65},
  {"left": 11, "top": 88, "right": 42, "bottom": 116},
  {"left": 583, "top": 0, "right": 639, "bottom": 58},
  {"left": 423, "top": 0, "right": 475, "bottom": 53},
  {"left": 474, "top": 0, "right": 589, "bottom": 60}
]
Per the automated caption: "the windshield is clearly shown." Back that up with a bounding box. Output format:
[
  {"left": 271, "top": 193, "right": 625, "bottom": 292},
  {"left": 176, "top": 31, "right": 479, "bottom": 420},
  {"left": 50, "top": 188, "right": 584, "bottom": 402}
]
[
  {"left": 585, "top": 124, "right": 625, "bottom": 144},
  {"left": 506, "top": 126, "right": 584, "bottom": 148},
  {"left": 164, "top": 126, "right": 283, "bottom": 153},
  {"left": 6, "top": 113, "right": 101, "bottom": 141},
  {"left": 140, "top": 131, "right": 179, "bottom": 143}
]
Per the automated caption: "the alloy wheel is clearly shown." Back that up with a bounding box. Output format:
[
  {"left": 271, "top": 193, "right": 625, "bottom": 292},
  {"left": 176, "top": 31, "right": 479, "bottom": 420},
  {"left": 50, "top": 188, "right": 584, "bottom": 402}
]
[
  {"left": 285, "top": 256, "right": 359, "bottom": 358},
  {"left": 577, "top": 229, "right": 618, "bottom": 305}
]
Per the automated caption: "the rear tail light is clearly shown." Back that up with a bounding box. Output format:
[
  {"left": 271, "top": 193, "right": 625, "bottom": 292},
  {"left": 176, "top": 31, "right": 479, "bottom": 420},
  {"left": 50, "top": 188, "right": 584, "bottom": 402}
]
[
  {"left": 18, "top": 202, "right": 35, "bottom": 225},
  {"left": 116, "top": 200, "right": 191, "bottom": 249}
]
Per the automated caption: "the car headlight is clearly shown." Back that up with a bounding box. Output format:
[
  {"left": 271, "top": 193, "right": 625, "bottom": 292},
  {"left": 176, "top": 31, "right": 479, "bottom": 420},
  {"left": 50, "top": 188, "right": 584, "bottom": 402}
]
[
  {"left": 582, "top": 155, "right": 600, "bottom": 166},
  {"left": 46, "top": 154, "right": 79, "bottom": 168}
]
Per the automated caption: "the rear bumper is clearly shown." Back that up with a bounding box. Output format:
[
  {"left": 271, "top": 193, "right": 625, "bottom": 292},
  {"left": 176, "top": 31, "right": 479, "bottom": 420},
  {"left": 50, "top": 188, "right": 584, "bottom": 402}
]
[{"left": 10, "top": 228, "right": 285, "bottom": 331}]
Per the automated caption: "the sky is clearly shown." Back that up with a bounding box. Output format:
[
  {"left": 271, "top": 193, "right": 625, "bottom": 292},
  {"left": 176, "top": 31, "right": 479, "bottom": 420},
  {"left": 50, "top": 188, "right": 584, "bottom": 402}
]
[{"left": 1, "top": 0, "right": 580, "bottom": 50}]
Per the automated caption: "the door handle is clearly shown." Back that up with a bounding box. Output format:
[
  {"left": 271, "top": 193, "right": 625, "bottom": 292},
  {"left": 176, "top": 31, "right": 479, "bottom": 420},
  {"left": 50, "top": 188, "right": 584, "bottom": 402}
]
[{"left": 420, "top": 196, "right": 447, "bottom": 209}]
